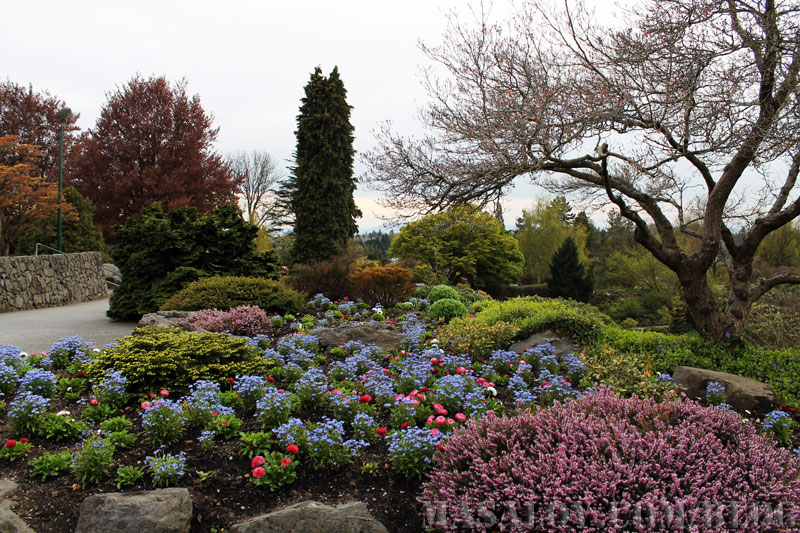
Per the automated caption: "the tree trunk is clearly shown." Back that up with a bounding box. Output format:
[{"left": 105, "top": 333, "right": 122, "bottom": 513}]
[{"left": 676, "top": 264, "right": 732, "bottom": 341}]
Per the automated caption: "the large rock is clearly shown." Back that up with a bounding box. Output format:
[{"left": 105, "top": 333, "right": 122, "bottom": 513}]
[
  {"left": 138, "top": 310, "right": 198, "bottom": 330},
  {"left": 508, "top": 329, "right": 583, "bottom": 359},
  {"left": 231, "top": 501, "right": 388, "bottom": 533},
  {"left": 0, "top": 479, "right": 35, "bottom": 533},
  {"left": 75, "top": 488, "right": 192, "bottom": 533},
  {"left": 672, "top": 366, "right": 775, "bottom": 412},
  {"left": 314, "top": 323, "right": 402, "bottom": 352}
]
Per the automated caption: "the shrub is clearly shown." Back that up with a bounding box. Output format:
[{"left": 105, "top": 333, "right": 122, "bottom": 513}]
[
  {"left": 189, "top": 305, "right": 270, "bottom": 336},
  {"left": 497, "top": 284, "right": 549, "bottom": 299},
  {"left": 159, "top": 276, "right": 306, "bottom": 315},
  {"left": 150, "top": 267, "right": 209, "bottom": 308},
  {"left": 472, "top": 296, "right": 613, "bottom": 343},
  {"left": 427, "top": 285, "right": 461, "bottom": 303},
  {"left": 744, "top": 302, "right": 800, "bottom": 349},
  {"left": 286, "top": 255, "right": 356, "bottom": 302},
  {"left": 85, "top": 327, "right": 270, "bottom": 396},
  {"left": 437, "top": 318, "right": 520, "bottom": 362},
  {"left": 454, "top": 284, "right": 489, "bottom": 305},
  {"left": 109, "top": 203, "right": 280, "bottom": 320},
  {"left": 428, "top": 298, "right": 468, "bottom": 322},
  {"left": 421, "top": 387, "right": 800, "bottom": 531},
  {"left": 350, "top": 266, "right": 415, "bottom": 306}
]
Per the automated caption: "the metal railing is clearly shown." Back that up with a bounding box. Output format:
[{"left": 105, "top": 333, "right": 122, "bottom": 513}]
[{"left": 34, "top": 243, "right": 120, "bottom": 287}]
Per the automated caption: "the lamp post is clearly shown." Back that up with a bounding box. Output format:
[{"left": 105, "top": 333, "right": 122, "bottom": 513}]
[{"left": 55, "top": 107, "right": 71, "bottom": 252}]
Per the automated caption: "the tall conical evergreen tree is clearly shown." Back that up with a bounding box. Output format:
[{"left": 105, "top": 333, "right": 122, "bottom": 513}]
[
  {"left": 290, "top": 66, "right": 361, "bottom": 263},
  {"left": 546, "top": 237, "right": 594, "bottom": 302}
]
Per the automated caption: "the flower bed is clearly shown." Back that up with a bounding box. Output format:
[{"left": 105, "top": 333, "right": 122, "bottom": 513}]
[{"left": 0, "top": 295, "right": 798, "bottom": 532}]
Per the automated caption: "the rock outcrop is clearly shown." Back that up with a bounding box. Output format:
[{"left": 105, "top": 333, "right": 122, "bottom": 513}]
[
  {"left": 0, "top": 479, "right": 36, "bottom": 533},
  {"left": 314, "top": 323, "right": 402, "bottom": 352},
  {"left": 74, "top": 488, "right": 193, "bottom": 533},
  {"left": 672, "top": 366, "right": 775, "bottom": 412},
  {"left": 231, "top": 501, "right": 389, "bottom": 533}
]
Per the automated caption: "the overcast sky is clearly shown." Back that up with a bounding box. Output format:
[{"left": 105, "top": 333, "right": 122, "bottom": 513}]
[{"left": 2, "top": 0, "right": 577, "bottom": 231}]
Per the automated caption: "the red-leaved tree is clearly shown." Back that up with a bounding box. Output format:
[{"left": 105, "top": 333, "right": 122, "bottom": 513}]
[
  {"left": 68, "top": 75, "right": 239, "bottom": 241},
  {"left": 0, "top": 136, "right": 74, "bottom": 255},
  {"left": 0, "top": 81, "right": 79, "bottom": 179}
]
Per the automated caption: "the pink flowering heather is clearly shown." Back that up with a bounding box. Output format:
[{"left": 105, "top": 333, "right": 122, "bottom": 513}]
[
  {"left": 188, "top": 305, "right": 269, "bottom": 337},
  {"left": 420, "top": 387, "right": 800, "bottom": 532}
]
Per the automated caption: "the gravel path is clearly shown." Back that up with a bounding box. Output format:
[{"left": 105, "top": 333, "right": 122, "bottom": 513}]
[{"left": 0, "top": 297, "right": 138, "bottom": 353}]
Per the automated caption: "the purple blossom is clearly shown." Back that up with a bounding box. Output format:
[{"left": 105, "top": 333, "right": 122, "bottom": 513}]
[{"left": 421, "top": 386, "right": 800, "bottom": 532}]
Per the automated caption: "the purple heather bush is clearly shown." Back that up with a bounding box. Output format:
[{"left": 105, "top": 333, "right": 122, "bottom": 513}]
[
  {"left": 188, "top": 305, "right": 269, "bottom": 337},
  {"left": 420, "top": 386, "right": 800, "bottom": 532}
]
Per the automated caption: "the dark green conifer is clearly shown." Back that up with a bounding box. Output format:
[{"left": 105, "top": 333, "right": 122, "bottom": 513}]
[
  {"left": 546, "top": 237, "right": 594, "bottom": 302},
  {"left": 290, "top": 66, "right": 361, "bottom": 263}
]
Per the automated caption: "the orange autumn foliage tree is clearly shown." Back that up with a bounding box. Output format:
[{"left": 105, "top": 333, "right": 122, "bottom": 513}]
[{"left": 0, "top": 135, "right": 72, "bottom": 255}]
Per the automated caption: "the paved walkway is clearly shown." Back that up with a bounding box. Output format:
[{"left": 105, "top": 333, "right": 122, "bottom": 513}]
[{"left": 0, "top": 298, "right": 138, "bottom": 353}]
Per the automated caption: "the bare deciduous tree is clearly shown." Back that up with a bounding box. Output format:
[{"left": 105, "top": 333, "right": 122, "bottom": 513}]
[
  {"left": 227, "top": 150, "right": 284, "bottom": 229},
  {"left": 364, "top": 0, "right": 800, "bottom": 340}
]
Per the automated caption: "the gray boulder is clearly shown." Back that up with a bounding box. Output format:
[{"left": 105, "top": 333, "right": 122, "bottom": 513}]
[
  {"left": 0, "top": 479, "right": 35, "bottom": 533},
  {"left": 672, "top": 366, "right": 775, "bottom": 412},
  {"left": 138, "top": 310, "right": 199, "bottom": 331},
  {"left": 231, "top": 501, "right": 388, "bottom": 533},
  {"left": 314, "top": 323, "right": 402, "bottom": 352},
  {"left": 508, "top": 329, "right": 582, "bottom": 359},
  {"left": 75, "top": 488, "right": 192, "bottom": 533}
]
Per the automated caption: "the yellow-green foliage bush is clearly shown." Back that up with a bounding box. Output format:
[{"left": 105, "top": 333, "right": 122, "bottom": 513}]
[
  {"left": 86, "top": 327, "right": 271, "bottom": 396},
  {"left": 159, "top": 276, "right": 307, "bottom": 314},
  {"left": 437, "top": 318, "right": 520, "bottom": 362},
  {"left": 428, "top": 298, "right": 468, "bottom": 322},
  {"left": 473, "top": 296, "right": 614, "bottom": 343}
]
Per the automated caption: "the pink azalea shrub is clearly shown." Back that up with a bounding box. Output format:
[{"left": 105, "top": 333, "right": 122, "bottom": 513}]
[
  {"left": 189, "top": 305, "right": 269, "bottom": 337},
  {"left": 420, "top": 386, "right": 800, "bottom": 532}
]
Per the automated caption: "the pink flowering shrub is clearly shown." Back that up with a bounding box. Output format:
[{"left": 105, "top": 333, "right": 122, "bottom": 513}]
[
  {"left": 420, "top": 386, "right": 800, "bottom": 532},
  {"left": 189, "top": 305, "right": 269, "bottom": 337}
]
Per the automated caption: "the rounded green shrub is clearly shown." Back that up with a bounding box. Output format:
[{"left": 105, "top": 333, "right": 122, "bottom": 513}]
[
  {"left": 86, "top": 327, "right": 271, "bottom": 396},
  {"left": 159, "top": 276, "right": 307, "bottom": 314},
  {"left": 428, "top": 298, "right": 468, "bottom": 322},
  {"left": 427, "top": 284, "right": 461, "bottom": 303},
  {"left": 436, "top": 318, "right": 520, "bottom": 362}
]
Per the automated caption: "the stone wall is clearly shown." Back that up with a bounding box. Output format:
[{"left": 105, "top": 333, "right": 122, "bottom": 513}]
[{"left": 0, "top": 252, "right": 108, "bottom": 312}]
